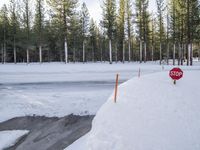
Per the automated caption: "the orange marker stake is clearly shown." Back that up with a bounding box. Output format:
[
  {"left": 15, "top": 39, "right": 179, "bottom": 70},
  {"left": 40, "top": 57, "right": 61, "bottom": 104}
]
[{"left": 114, "top": 74, "right": 119, "bottom": 103}]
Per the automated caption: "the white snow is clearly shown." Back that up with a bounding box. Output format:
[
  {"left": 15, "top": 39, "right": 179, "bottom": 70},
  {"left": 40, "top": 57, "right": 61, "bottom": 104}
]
[
  {"left": 1, "top": 62, "right": 199, "bottom": 84},
  {"left": 0, "top": 130, "right": 29, "bottom": 150},
  {"left": 0, "top": 62, "right": 200, "bottom": 127},
  {"left": 0, "top": 62, "right": 167, "bottom": 122},
  {"left": 66, "top": 69, "right": 200, "bottom": 150},
  {"left": 0, "top": 62, "right": 162, "bottom": 84},
  {"left": 66, "top": 134, "right": 88, "bottom": 150}
]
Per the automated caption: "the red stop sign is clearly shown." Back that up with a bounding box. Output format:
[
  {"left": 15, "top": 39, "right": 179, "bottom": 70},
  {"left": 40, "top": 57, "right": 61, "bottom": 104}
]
[{"left": 169, "top": 68, "right": 183, "bottom": 80}]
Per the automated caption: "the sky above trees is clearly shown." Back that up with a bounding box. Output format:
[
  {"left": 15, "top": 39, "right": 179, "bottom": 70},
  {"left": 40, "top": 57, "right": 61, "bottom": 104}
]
[{"left": 0, "top": 0, "right": 157, "bottom": 23}]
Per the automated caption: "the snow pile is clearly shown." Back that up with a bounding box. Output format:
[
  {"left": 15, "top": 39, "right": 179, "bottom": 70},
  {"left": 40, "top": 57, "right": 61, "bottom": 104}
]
[
  {"left": 0, "top": 130, "right": 29, "bottom": 149},
  {"left": 85, "top": 71, "right": 200, "bottom": 150}
]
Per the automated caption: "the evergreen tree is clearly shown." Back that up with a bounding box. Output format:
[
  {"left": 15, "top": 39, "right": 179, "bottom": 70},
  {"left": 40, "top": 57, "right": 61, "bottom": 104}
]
[
  {"left": 9, "top": 0, "right": 20, "bottom": 64},
  {"left": 102, "top": 0, "right": 117, "bottom": 64},
  {"left": 48, "top": 0, "right": 78, "bottom": 63},
  {"left": 126, "top": 0, "right": 133, "bottom": 62},
  {"left": 0, "top": 0, "right": 198, "bottom": 64},
  {"left": 149, "top": 15, "right": 156, "bottom": 61},
  {"left": 69, "top": 13, "right": 82, "bottom": 62},
  {"left": 135, "top": 0, "right": 143, "bottom": 63},
  {"left": 142, "top": 0, "right": 150, "bottom": 62},
  {"left": 186, "top": 0, "right": 200, "bottom": 65},
  {"left": 169, "top": 0, "right": 200, "bottom": 66},
  {"left": 0, "top": 5, "right": 10, "bottom": 63},
  {"left": 135, "top": 0, "right": 150, "bottom": 63},
  {"left": 22, "top": 0, "right": 32, "bottom": 64},
  {"left": 80, "top": 2, "right": 90, "bottom": 63},
  {"left": 34, "top": 0, "right": 45, "bottom": 63},
  {"left": 156, "top": 0, "right": 165, "bottom": 65},
  {"left": 89, "top": 19, "right": 97, "bottom": 62},
  {"left": 169, "top": 0, "right": 178, "bottom": 65},
  {"left": 118, "top": 0, "right": 125, "bottom": 62}
]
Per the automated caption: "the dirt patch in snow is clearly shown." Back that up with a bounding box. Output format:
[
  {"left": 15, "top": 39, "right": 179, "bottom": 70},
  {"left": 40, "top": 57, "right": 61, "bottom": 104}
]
[{"left": 0, "top": 115, "right": 94, "bottom": 150}]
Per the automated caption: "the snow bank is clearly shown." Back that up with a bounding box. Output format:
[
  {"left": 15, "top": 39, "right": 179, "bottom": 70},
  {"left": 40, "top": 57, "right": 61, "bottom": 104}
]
[
  {"left": 85, "top": 70, "right": 200, "bottom": 150},
  {"left": 0, "top": 130, "right": 29, "bottom": 149}
]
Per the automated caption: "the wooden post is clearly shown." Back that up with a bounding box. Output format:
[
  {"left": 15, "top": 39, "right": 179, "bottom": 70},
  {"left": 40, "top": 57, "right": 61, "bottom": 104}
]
[
  {"left": 114, "top": 74, "right": 119, "bottom": 103},
  {"left": 174, "top": 80, "right": 176, "bottom": 85},
  {"left": 138, "top": 68, "right": 141, "bottom": 78}
]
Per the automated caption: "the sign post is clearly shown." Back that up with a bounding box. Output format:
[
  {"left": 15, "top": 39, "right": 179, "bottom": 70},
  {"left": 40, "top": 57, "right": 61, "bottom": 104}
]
[
  {"left": 169, "top": 68, "right": 183, "bottom": 85},
  {"left": 138, "top": 68, "right": 141, "bottom": 78}
]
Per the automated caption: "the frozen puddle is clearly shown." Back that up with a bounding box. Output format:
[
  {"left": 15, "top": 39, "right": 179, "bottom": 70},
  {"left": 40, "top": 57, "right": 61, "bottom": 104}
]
[{"left": 0, "top": 115, "right": 94, "bottom": 150}]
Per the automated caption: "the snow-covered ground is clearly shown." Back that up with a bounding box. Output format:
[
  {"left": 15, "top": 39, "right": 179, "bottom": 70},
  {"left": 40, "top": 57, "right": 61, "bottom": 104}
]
[
  {"left": 0, "top": 62, "right": 200, "bottom": 149},
  {"left": 0, "top": 130, "right": 29, "bottom": 150},
  {"left": 66, "top": 69, "right": 200, "bottom": 150},
  {"left": 0, "top": 62, "right": 161, "bottom": 84},
  {"left": 0, "top": 62, "right": 157, "bottom": 122},
  {"left": 0, "top": 62, "right": 200, "bottom": 123}
]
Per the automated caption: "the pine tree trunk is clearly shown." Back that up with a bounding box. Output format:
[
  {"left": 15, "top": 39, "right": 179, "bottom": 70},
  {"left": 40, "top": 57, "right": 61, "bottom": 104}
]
[
  {"left": 100, "top": 47, "right": 103, "bottom": 62},
  {"left": 190, "top": 43, "right": 193, "bottom": 66},
  {"left": 48, "top": 49, "right": 50, "bottom": 63},
  {"left": 151, "top": 45, "right": 154, "bottom": 62},
  {"left": 198, "top": 48, "right": 200, "bottom": 61},
  {"left": 115, "top": 43, "right": 118, "bottom": 63},
  {"left": 83, "top": 41, "right": 85, "bottom": 63},
  {"left": 183, "top": 44, "right": 186, "bottom": 63},
  {"left": 1, "top": 44, "right": 4, "bottom": 64},
  {"left": 167, "top": 43, "right": 169, "bottom": 65},
  {"left": 140, "top": 40, "right": 142, "bottom": 63},
  {"left": 187, "top": 0, "right": 191, "bottom": 66},
  {"left": 181, "top": 43, "right": 184, "bottom": 65},
  {"left": 4, "top": 43, "right": 6, "bottom": 64},
  {"left": 178, "top": 43, "right": 181, "bottom": 66},
  {"left": 60, "top": 49, "right": 63, "bottom": 62},
  {"left": 14, "top": 47, "right": 16, "bottom": 64},
  {"left": 128, "top": 40, "right": 131, "bottom": 62},
  {"left": 198, "top": 44, "right": 200, "bottom": 61},
  {"left": 160, "top": 43, "right": 162, "bottom": 65},
  {"left": 3, "top": 26, "right": 6, "bottom": 64},
  {"left": 187, "top": 43, "right": 191, "bottom": 66},
  {"left": 123, "top": 40, "right": 125, "bottom": 63},
  {"left": 132, "top": 41, "right": 134, "bottom": 61},
  {"left": 173, "top": 43, "right": 176, "bottom": 65},
  {"left": 166, "top": 11, "right": 169, "bottom": 66},
  {"left": 92, "top": 44, "right": 95, "bottom": 62},
  {"left": 73, "top": 48, "right": 76, "bottom": 63},
  {"left": 26, "top": 49, "right": 29, "bottom": 64},
  {"left": 14, "top": 37, "right": 17, "bottom": 64},
  {"left": 109, "top": 39, "right": 112, "bottom": 64},
  {"left": 39, "top": 45, "right": 42, "bottom": 64},
  {"left": 64, "top": 36, "right": 68, "bottom": 63},
  {"left": 144, "top": 42, "right": 147, "bottom": 63}
]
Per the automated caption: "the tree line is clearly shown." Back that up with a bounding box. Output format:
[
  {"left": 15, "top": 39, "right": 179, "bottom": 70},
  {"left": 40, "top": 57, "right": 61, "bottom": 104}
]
[{"left": 0, "top": 0, "right": 200, "bottom": 65}]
